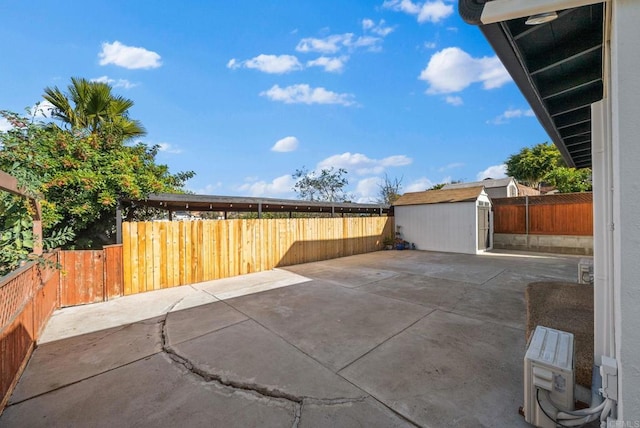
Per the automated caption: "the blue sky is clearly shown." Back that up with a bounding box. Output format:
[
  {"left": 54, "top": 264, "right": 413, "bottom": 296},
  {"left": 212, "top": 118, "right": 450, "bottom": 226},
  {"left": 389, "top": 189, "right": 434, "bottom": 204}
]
[{"left": 0, "top": 0, "right": 549, "bottom": 202}]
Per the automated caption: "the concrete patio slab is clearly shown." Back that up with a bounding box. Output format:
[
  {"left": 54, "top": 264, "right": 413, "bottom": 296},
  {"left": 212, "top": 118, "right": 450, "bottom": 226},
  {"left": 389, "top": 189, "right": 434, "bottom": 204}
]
[
  {"left": 170, "top": 319, "right": 365, "bottom": 400},
  {"left": 299, "top": 397, "right": 413, "bottom": 428},
  {"left": 450, "top": 286, "right": 526, "bottom": 329},
  {"left": 339, "top": 310, "right": 529, "bottom": 428},
  {"left": 192, "top": 268, "right": 311, "bottom": 300},
  {"left": 2, "top": 354, "right": 297, "bottom": 428},
  {"left": 1, "top": 249, "right": 581, "bottom": 427},
  {"left": 355, "top": 273, "right": 472, "bottom": 311},
  {"left": 9, "top": 317, "right": 163, "bottom": 404},
  {"left": 165, "top": 300, "right": 248, "bottom": 345},
  {"left": 284, "top": 264, "right": 399, "bottom": 288},
  {"left": 226, "top": 281, "right": 432, "bottom": 371},
  {"left": 38, "top": 285, "right": 209, "bottom": 343}
]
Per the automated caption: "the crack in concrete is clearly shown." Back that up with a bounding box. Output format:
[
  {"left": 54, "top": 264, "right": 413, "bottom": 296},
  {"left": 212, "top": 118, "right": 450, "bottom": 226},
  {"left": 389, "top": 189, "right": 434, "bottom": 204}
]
[{"left": 158, "top": 303, "right": 369, "bottom": 427}]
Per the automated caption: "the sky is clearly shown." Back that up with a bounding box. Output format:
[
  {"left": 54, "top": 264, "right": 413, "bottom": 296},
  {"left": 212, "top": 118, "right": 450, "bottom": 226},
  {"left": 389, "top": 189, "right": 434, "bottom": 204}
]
[{"left": 0, "top": 0, "right": 550, "bottom": 203}]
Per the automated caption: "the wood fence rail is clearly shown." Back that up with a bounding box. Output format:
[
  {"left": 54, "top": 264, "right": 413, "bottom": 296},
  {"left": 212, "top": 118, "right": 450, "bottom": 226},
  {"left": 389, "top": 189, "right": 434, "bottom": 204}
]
[{"left": 492, "top": 193, "right": 593, "bottom": 236}]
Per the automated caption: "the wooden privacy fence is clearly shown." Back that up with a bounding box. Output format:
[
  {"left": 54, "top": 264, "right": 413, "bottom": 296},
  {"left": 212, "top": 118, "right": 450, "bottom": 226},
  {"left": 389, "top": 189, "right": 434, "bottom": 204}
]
[
  {"left": 492, "top": 193, "right": 593, "bottom": 236},
  {"left": 122, "top": 217, "right": 393, "bottom": 295},
  {"left": 59, "top": 245, "right": 124, "bottom": 306}
]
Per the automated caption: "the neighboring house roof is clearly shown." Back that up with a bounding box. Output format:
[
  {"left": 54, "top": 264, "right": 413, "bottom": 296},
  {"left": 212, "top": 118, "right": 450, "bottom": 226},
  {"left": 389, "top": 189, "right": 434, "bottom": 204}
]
[
  {"left": 442, "top": 177, "right": 515, "bottom": 190},
  {"left": 394, "top": 186, "right": 485, "bottom": 206},
  {"left": 516, "top": 183, "right": 540, "bottom": 196}
]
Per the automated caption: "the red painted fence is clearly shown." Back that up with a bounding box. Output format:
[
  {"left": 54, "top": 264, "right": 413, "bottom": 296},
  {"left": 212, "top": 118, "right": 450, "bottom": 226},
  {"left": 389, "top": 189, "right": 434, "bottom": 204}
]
[
  {"left": 0, "top": 254, "right": 58, "bottom": 410},
  {"left": 0, "top": 246, "right": 124, "bottom": 412}
]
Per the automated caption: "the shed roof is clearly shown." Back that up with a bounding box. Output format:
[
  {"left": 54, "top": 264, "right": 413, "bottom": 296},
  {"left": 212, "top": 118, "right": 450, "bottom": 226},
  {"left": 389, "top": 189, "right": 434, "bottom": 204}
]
[
  {"left": 442, "top": 177, "right": 514, "bottom": 190},
  {"left": 394, "top": 186, "right": 485, "bottom": 206}
]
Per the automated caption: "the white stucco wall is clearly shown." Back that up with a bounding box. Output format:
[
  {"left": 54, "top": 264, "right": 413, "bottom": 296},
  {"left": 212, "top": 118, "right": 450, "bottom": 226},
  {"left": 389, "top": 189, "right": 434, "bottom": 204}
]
[
  {"left": 395, "top": 196, "right": 489, "bottom": 255},
  {"left": 611, "top": 0, "right": 640, "bottom": 418}
]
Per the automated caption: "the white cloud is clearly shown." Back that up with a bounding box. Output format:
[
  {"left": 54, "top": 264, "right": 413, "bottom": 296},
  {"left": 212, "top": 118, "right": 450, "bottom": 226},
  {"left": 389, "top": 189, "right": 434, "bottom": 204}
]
[
  {"left": 271, "top": 136, "right": 299, "bottom": 152},
  {"left": 488, "top": 108, "right": 535, "bottom": 125},
  {"left": 445, "top": 95, "right": 463, "bottom": 106},
  {"left": 260, "top": 84, "right": 355, "bottom": 106},
  {"left": 419, "top": 47, "right": 511, "bottom": 94},
  {"left": 91, "top": 75, "right": 137, "bottom": 89},
  {"left": 227, "top": 54, "right": 302, "bottom": 74},
  {"left": 237, "top": 174, "right": 296, "bottom": 197},
  {"left": 296, "top": 33, "right": 384, "bottom": 54},
  {"left": 0, "top": 117, "right": 12, "bottom": 131},
  {"left": 157, "top": 143, "right": 182, "bottom": 154},
  {"left": 477, "top": 164, "right": 507, "bottom": 181},
  {"left": 383, "top": 0, "right": 454, "bottom": 23},
  {"left": 193, "top": 182, "right": 223, "bottom": 195},
  {"left": 296, "top": 34, "right": 353, "bottom": 54},
  {"left": 424, "top": 41, "right": 437, "bottom": 49},
  {"left": 28, "top": 100, "right": 56, "bottom": 119},
  {"left": 438, "top": 162, "right": 464, "bottom": 172},
  {"left": 354, "top": 177, "right": 383, "bottom": 203},
  {"left": 306, "top": 56, "right": 348, "bottom": 73},
  {"left": 99, "top": 41, "right": 161, "bottom": 69},
  {"left": 317, "top": 152, "right": 412, "bottom": 176},
  {"left": 405, "top": 177, "right": 435, "bottom": 193},
  {"left": 362, "top": 19, "right": 394, "bottom": 36}
]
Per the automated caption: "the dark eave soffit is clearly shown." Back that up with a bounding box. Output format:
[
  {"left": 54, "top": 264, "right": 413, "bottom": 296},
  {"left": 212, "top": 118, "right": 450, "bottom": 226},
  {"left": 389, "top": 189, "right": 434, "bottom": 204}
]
[
  {"left": 122, "top": 193, "right": 390, "bottom": 215},
  {"left": 459, "top": 0, "right": 605, "bottom": 169}
]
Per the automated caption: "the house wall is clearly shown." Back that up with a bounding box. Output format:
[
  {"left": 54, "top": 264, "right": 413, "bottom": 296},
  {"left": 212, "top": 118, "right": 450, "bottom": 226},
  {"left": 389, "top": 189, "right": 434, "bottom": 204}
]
[
  {"left": 485, "top": 187, "right": 508, "bottom": 199},
  {"left": 610, "top": 0, "right": 640, "bottom": 418},
  {"left": 395, "top": 201, "right": 478, "bottom": 254}
]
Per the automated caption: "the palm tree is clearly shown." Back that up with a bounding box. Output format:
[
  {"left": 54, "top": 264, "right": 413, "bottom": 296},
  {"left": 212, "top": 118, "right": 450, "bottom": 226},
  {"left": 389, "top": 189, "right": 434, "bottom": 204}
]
[{"left": 43, "top": 77, "right": 146, "bottom": 139}]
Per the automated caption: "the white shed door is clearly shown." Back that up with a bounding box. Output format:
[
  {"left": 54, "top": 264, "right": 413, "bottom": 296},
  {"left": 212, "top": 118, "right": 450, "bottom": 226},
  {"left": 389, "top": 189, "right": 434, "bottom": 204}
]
[{"left": 477, "top": 205, "right": 490, "bottom": 250}]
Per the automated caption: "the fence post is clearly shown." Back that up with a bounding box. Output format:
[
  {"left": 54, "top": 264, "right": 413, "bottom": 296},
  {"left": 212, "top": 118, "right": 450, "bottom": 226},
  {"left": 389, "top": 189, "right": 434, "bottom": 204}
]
[{"left": 525, "top": 195, "right": 529, "bottom": 236}]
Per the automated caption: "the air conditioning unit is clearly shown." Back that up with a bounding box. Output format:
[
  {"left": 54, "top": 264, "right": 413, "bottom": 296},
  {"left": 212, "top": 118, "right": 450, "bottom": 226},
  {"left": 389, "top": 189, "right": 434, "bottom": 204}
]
[
  {"left": 578, "top": 258, "right": 593, "bottom": 284},
  {"left": 524, "top": 326, "right": 575, "bottom": 427}
]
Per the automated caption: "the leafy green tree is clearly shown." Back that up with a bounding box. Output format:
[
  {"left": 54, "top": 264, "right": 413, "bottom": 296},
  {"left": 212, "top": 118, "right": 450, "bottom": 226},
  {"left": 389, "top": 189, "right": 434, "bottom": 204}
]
[
  {"left": 1, "top": 110, "right": 194, "bottom": 250},
  {"left": 544, "top": 167, "right": 592, "bottom": 193},
  {"left": 505, "top": 142, "right": 564, "bottom": 189},
  {"left": 377, "top": 174, "right": 402, "bottom": 205},
  {"left": 292, "top": 167, "right": 349, "bottom": 202},
  {"left": 43, "top": 77, "right": 146, "bottom": 139}
]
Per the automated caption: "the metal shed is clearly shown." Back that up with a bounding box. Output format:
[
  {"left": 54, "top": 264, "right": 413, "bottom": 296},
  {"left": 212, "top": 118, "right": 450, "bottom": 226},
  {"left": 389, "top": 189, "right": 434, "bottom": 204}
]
[{"left": 393, "top": 186, "right": 492, "bottom": 255}]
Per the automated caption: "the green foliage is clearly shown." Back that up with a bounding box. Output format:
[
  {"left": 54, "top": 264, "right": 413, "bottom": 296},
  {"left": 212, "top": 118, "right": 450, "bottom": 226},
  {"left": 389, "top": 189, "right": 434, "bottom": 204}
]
[
  {"left": 1, "top": 109, "right": 194, "bottom": 250},
  {"left": 377, "top": 174, "right": 402, "bottom": 205},
  {"left": 505, "top": 142, "right": 591, "bottom": 193},
  {"left": 43, "top": 77, "right": 146, "bottom": 139},
  {"left": 292, "top": 166, "right": 349, "bottom": 202},
  {"left": 544, "top": 167, "right": 592, "bottom": 193},
  {"left": 0, "top": 193, "right": 74, "bottom": 276},
  {"left": 505, "top": 142, "right": 565, "bottom": 189}
]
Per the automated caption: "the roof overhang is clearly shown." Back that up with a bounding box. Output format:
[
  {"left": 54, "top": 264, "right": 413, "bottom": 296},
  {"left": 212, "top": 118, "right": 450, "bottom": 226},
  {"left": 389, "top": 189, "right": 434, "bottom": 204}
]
[
  {"left": 122, "top": 193, "right": 390, "bottom": 215},
  {"left": 459, "top": 0, "right": 606, "bottom": 169}
]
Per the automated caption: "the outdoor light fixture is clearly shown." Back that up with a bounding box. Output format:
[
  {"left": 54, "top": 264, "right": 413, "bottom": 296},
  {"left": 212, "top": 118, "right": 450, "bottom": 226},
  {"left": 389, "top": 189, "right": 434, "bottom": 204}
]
[{"left": 525, "top": 11, "right": 558, "bottom": 24}]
